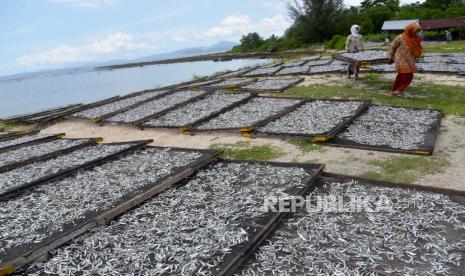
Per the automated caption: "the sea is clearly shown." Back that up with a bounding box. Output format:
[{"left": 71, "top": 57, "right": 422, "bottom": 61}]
[{"left": 0, "top": 59, "right": 270, "bottom": 117}]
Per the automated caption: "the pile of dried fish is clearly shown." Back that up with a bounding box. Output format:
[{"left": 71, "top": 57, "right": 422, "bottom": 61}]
[
  {"left": 309, "top": 63, "right": 347, "bottom": 74},
  {"left": 73, "top": 91, "right": 167, "bottom": 119},
  {"left": 275, "top": 66, "right": 310, "bottom": 76},
  {"left": 244, "top": 66, "right": 282, "bottom": 77},
  {"left": 0, "top": 148, "right": 204, "bottom": 264},
  {"left": 417, "top": 62, "right": 459, "bottom": 73},
  {"left": 258, "top": 100, "right": 363, "bottom": 135},
  {"left": 204, "top": 78, "right": 255, "bottom": 89},
  {"left": 143, "top": 93, "right": 252, "bottom": 128},
  {"left": 0, "top": 143, "right": 134, "bottom": 194},
  {"left": 338, "top": 50, "right": 387, "bottom": 62},
  {"left": 196, "top": 97, "right": 302, "bottom": 130},
  {"left": 105, "top": 90, "right": 207, "bottom": 123},
  {"left": 241, "top": 77, "right": 303, "bottom": 91},
  {"left": 238, "top": 179, "right": 465, "bottom": 275},
  {"left": 0, "top": 133, "right": 49, "bottom": 150},
  {"left": 23, "top": 162, "right": 313, "bottom": 275},
  {"left": 0, "top": 138, "right": 89, "bottom": 168},
  {"left": 336, "top": 106, "right": 441, "bottom": 151}
]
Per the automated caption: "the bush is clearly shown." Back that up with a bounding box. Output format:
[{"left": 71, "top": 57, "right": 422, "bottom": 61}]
[
  {"left": 364, "top": 33, "right": 385, "bottom": 42},
  {"left": 325, "top": 34, "right": 346, "bottom": 49}
]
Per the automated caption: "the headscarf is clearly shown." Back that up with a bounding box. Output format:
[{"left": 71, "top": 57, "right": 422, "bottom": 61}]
[
  {"left": 351, "top": 25, "right": 361, "bottom": 38},
  {"left": 403, "top": 23, "right": 423, "bottom": 56}
]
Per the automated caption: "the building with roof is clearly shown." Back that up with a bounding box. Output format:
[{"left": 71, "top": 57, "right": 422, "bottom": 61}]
[{"left": 381, "top": 20, "right": 419, "bottom": 31}]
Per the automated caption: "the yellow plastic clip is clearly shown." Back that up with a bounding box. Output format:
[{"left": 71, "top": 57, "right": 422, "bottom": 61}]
[
  {"left": 240, "top": 131, "right": 253, "bottom": 138},
  {"left": 0, "top": 265, "right": 15, "bottom": 276},
  {"left": 312, "top": 135, "right": 330, "bottom": 142}
]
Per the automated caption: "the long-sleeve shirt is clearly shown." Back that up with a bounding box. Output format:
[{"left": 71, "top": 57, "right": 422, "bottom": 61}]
[{"left": 388, "top": 35, "right": 420, "bottom": 74}]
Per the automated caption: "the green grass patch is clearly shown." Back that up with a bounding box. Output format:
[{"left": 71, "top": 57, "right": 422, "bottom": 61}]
[
  {"left": 289, "top": 138, "right": 326, "bottom": 153},
  {"left": 282, "top": 76, "right": 465, "bottom": 116},
  {"left": 361, "top": 156, "right": 450, "bottom": 184},
  {"left": 209, "top": 141, "right": 284, "bottom": 161},
  {"left": 0, "top": 121, "right": 20, "bottom": 132},
  {"left": 423, "top": 41, "right": 465, "bottom": 54}
]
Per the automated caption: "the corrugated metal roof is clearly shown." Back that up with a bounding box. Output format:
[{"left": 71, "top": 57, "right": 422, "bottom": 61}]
[
  {"left": 382, "top": 20, "right": 419, "bottom": 31},
  {"left": 420, "top": 17, "right": 465, "bottom": 30}
]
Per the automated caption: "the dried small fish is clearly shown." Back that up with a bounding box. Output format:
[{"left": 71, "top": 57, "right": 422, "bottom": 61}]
[
  {"left": 143, "top": 93, "right": 251, "bottom": 128},
  {"left": 339, "top": 50, "right": 387, "bottom": 62},
  {"left": 204, "top": 78, "right": 255, "bottom": 89},
  {"left": 244, "top": 67, "right": 282, "bottom": 77},
  {"left": 238, "top": 179, "right": 465, "bottom": 275},
  {"left": 258, "top": 100, "right": 363, "bottom": 135},
  {"left": 196, "top": 97, "right": 302, "bottom": 130},
  {"left": 336, "top": 106, "right": 441, "bottom": 151},
  {"left": 22, "top": 162, "right": 313, "bottom": 275},
  {"left": 74, "top": 91, "right": 167, "bottom": 119},
  {"left": 0, "top": 139, "right": 90, "bottom": 168},
  {"left": 241, "top": 77, "right": 303, "bottom": 91},
  {"left": 275, "top": 66, "right": 310, "bottom": 76},
  {"left": 0, "top": 143, "right": 134, "bottom": 194},
  {"left": 106, "top": 90, "right": 207, "bottom": 123},
  {"left": 0, "top": 148, "right": 204, "bottom": 264},
  {"left": 0, "top": 133, "right": 49, "bottom": 150}
]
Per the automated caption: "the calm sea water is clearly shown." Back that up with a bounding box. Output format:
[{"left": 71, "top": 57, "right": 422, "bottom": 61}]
[{"left": 0, "top": 59, "right": 270, "bottom": 117}]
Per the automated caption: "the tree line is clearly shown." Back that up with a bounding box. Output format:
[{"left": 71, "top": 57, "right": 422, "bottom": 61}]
[{"left": 230, "top": 0, "right": 465, "bottom": 53}]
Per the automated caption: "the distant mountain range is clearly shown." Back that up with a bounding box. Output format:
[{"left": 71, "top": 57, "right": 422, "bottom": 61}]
[
  {"left": 133, "top": 41, "right": 238, "bottom": 62},
  {"left": 1, "top": 41, "right": 238, "bottom": 80}
]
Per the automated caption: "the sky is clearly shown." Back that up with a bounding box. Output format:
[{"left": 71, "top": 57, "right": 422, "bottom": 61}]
[{"left": 0, "top": 0, "right": 422, "bottom": 76}]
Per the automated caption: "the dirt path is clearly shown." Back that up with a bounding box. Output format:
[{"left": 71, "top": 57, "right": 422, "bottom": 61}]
[{"left": 42, "top": 115, "right": 465, "bottom": 191}]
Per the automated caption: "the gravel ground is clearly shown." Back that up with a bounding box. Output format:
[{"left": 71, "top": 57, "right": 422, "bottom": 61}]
[
  {"left": 0, "top": 147, "right": 205, "bottom": 264},
  {"left": 73, "top": 91, "right": 167, "bottom": 119},
  {"left": 22, "top": 162, "right": 314, "bottom": 275},
  {"left": 0, "top": 133, "right": 49, "bottom": 150},
  {"left": 196, "top": 97, "right": 302, "bottom": 130},
  {"left": 0, "top": 143, "right": 134, "bottom": 195},
  {"left": 338, "top": 50, "right": 387, "bottom": 62},
  {"left": 336, "top": 106, "right": 441, "bottom": 151},
  {"left": 0, "top": 139, "right": 89, "bottom": 168},
  {"left": 244, "top": 67, "right": 282, "bottom": 77},
  {"left": 241, "top": 77, "right": 303, "bottom": 91},
  {"left": 143, "top": 93, "right": 252, "bottom": 128},
  {"left": 238, "top": 178, "right": 465, "bottom": 275},
  {"left": 275, "top": 66, "right": 310, "bottom": 76},
  {"left": 106, "top": 90, "right": 207, "bottom": 123},
  {"left": 258, "top": 100, "right": 364, "bottom": 135},
  {"left": 205, "top": 78, "right": 255, "bottom": 88}
]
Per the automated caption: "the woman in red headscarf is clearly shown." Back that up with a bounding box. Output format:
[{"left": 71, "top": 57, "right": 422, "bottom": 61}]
[{"left": 388, "top": 23, "right": 423, "bottom": 97}]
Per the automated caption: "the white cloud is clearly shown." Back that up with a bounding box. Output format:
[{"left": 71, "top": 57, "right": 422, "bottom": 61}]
[
  {"left": 203, "top": 13, "right": 291, "bottom": 39},
  {"left": 172, "top": 36, "right": 188, "bottom": 42},
  {"left": 15, "top": 32, "right": 151, "bottom": 66},
  {"left": 48, "top": 0, "right": 115, "bottom": 8}
]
